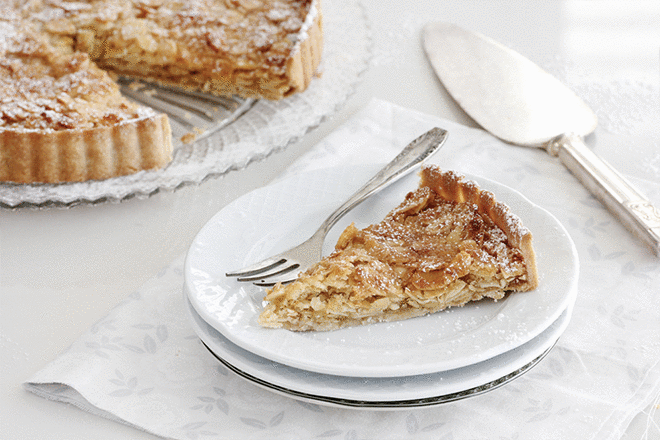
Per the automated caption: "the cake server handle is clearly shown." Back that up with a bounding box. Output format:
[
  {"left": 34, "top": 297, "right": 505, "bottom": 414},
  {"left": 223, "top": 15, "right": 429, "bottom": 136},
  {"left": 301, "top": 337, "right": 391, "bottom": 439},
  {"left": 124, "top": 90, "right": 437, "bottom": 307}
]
[{"left": 547, "top": 133, "right": 660, "bottom": 257}]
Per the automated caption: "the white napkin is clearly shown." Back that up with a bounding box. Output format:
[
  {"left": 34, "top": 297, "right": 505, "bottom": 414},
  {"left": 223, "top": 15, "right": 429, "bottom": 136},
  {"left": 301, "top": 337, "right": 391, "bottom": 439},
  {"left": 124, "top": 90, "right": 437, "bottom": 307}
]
[{"left": 25, "top": 99, "right": 660, "bottom": 440}]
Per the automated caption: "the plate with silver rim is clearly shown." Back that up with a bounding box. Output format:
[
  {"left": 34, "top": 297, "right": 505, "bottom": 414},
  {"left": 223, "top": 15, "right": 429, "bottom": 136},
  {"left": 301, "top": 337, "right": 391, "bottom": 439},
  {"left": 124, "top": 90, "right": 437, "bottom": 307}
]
[
  {"left": 184, "top": 163, "right": 579, "bottom": 378},
  {"left": 186, "top": 294, "right": 572, "bottom": 409}
]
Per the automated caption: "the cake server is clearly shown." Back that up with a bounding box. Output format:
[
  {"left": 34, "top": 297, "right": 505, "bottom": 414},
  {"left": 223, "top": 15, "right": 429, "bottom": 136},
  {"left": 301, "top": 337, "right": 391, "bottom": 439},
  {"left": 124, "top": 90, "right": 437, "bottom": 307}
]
[{"left": 422, "top": 22, "right": 660, "bottom": 257}]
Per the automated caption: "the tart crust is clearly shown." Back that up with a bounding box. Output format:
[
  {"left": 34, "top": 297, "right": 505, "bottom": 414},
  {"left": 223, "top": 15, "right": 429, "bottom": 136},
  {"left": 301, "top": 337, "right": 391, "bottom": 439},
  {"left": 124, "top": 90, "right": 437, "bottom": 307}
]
[
  {"left": 259, "top": 165, "right": 539, "bottom": 332},
  {"left": 0, "top": 115, "right": 172, "bottom": 183}
]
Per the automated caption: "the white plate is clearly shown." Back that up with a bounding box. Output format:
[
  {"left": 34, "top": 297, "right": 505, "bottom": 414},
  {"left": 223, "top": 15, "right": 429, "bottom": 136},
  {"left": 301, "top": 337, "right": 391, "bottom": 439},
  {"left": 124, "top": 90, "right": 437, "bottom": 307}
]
[
  {"left": 184, "top": 164, "right": 579, "bottom": 377},
  {"left": 186, "top": 294, "right": 572, "bottom": 409},
  {"left": 0, "top": 0, "right": 370, "bottom": 208}
]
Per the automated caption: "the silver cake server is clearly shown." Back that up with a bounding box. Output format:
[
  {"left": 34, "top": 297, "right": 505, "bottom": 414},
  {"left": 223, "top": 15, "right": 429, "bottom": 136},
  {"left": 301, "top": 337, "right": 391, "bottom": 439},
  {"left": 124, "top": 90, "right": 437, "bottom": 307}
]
[{"left": 423, "top": 22, "right": 660, "bottom": 256}]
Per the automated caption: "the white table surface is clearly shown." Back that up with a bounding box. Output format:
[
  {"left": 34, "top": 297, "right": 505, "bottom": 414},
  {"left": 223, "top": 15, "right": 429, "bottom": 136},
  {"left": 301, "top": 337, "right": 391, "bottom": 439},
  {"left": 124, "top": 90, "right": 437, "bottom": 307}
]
[{"left": 1, "top": 1, "right": 659, "bottom": 439}]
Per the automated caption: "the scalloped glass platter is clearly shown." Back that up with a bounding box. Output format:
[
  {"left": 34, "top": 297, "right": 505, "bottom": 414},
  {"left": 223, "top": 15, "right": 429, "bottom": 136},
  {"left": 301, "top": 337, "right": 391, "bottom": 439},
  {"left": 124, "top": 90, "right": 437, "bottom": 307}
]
[
  {"left": 184, "top": 164, "right": 579, "bottom": 378},
  {"left": 0, "top": 0, "right": 371, "bottom": 208},
  {"left": 186, "top": 293, "right": 571, "bottom": 409}
]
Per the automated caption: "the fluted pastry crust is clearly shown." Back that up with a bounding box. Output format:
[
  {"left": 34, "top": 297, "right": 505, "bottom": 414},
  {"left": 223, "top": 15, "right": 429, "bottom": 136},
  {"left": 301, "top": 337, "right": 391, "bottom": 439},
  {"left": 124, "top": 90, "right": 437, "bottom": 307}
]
[
  {"left": 1, "top": 114, "right": 172, "bottom": 183},
  {"left": 259, "top": 165, "right": 539, "bottom": 332}
]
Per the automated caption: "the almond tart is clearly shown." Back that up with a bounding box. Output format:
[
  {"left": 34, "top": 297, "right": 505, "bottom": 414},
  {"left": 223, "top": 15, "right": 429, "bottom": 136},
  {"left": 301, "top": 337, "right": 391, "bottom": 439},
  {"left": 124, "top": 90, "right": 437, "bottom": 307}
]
[
  {"left": 258, "top": 165, "right": 539, "bottom": 332},
  {"left": 0, "top": 23, "right": 173, "bottom": 183},
  {"left": 1, "top": 0, "right": 322, "bottom": 183}
]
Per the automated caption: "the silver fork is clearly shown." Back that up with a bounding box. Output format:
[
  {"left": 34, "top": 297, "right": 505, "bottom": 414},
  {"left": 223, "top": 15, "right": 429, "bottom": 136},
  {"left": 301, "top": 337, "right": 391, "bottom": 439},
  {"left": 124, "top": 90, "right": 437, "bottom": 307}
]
[{"left": 225, "top": 127, "right": 449, "bottom": 287}]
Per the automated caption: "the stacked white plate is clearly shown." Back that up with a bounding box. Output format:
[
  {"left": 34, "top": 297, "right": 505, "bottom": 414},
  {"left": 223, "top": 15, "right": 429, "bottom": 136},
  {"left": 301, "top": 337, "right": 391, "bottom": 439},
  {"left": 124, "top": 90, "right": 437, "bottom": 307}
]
[{"left": 183, "top": 164, "right": 579, "bottom": 409}]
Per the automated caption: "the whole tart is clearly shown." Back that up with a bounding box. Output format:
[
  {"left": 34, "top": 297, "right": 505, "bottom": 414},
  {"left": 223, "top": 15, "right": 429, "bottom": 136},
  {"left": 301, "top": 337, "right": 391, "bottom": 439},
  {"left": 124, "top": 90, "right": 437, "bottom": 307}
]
[
  {"left": 1, "top": 0, "right": 322, "bottom": 183},
  {"left": 259, "top": 165, "right": 539, "bottom": 332}
]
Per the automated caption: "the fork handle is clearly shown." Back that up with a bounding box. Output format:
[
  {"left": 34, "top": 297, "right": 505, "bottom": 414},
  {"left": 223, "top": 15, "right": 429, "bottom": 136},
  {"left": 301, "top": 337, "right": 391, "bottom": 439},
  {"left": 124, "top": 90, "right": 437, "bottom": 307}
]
[{"left": 313, "top": 127, "right": 448, "bottom": 238}]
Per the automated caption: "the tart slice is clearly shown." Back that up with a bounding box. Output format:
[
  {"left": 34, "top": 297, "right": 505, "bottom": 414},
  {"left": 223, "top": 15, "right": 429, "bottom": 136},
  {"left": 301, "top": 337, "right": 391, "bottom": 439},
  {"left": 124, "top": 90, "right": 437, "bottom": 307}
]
[{"left": 258, "top": 165, "right": 539, "bottom": 332}]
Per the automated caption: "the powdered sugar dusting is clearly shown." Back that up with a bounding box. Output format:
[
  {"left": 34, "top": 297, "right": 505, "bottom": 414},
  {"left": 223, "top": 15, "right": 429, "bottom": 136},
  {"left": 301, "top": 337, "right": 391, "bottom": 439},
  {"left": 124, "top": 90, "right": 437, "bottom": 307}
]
[
  {"left": 1, "top": 36, "right": 144, "bottom": 131},
  {"left": 289, "top": 0, "right": 319, "bottom": 57}
]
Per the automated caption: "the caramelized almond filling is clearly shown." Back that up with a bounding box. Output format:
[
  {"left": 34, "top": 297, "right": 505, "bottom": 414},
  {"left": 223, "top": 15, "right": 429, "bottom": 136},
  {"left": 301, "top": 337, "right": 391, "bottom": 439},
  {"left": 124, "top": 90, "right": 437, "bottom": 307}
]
[{"left": 12, "top": 0, "right": 319, "bottom": 100}]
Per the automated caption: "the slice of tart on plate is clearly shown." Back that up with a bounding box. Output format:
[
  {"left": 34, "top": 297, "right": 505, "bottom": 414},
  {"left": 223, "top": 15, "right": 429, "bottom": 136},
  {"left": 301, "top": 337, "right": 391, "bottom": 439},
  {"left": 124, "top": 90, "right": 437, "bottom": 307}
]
[{"left": 259, "top": 165, "right": 539, "bottom": 331}]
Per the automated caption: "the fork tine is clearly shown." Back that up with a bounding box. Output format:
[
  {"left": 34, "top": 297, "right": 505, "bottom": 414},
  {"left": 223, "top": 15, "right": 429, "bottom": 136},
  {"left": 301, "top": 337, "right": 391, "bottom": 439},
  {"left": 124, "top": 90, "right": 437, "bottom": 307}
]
[
  {"left": 236, "top": 262, "right": 300, "bottom": 282},
  {"left": 253, "top": 274, "right": 298, "bottom": 287},
  {"left": 225, "top": 258, "right": 287, "bottom": 277}
]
